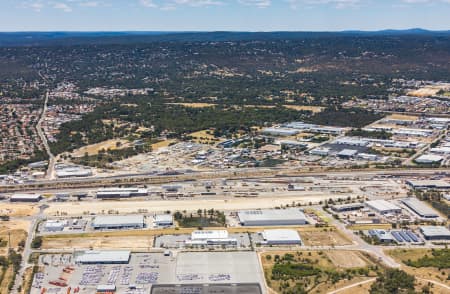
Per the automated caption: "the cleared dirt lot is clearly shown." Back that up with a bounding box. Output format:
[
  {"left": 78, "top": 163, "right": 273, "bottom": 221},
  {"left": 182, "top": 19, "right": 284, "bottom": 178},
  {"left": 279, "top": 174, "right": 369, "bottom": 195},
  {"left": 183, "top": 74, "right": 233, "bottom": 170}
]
[
  {"left": 42, "top": 235, "right": 154, "bottom": 251},
  {"left": 0, "top": 203, "right": 37, "bottom": 217},
  {"left": 326, "top": 251, "right": 369, "bottom": 268},
  {"left": 44, "top": 195, "right": 344, "bottom": 216},
  {"left": 301, "top": 228, "right": 352, "bottom": 246}
]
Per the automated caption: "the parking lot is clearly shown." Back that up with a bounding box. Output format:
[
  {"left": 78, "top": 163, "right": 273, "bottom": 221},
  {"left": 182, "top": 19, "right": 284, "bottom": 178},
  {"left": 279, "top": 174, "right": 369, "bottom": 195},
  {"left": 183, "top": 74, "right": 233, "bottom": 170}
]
[{"left": 32, "top": 252, "right": 265, "bottom": 294}]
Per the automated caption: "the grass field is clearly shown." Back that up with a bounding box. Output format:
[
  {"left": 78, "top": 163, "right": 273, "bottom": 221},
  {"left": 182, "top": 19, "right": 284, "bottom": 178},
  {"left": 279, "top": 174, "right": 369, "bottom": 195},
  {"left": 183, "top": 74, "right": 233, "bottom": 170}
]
[
  {"left": 387, "top": 249, "right": 450, "bottom": 284},
  {"left": 283, "top": 105, "right": 324, "bottom": 113},
  {"left": 0, "top": 203, "right": 37, "bottom": 217},
  {"left": 260, "top": 250, "right": 377, "bottom": 294},
  {"left": 166, "top": 102, "right": 217, "bottom": 108},
  {"left": 71, "top": 139, "right": 130, "bottom": 157},
  {"left": 0, "top": 266, "right": 14, "bottom": 294}
]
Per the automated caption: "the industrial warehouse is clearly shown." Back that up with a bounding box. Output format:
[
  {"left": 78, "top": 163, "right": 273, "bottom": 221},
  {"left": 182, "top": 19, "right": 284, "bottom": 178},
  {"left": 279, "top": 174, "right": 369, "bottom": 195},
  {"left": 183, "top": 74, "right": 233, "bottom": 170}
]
[
  {"left": 96, "top": 187, "right": 148, "bottom": 199},
  {"left": 419, "top": 226, "right": 450, "bottom": 240},
  {"left": 406, "top": 179, "right": 450, "bottom": 190},
  {"left": 75, "top": 250, "right": 131, "bottom": 264},
  {"left": 400, "top": 198, "right": 440, "bottom": 219},
  {"left": 260, "top": 229, "right": 302, "bottom": 245},
  {"left": 10, "top": 193, "right": 42, "bottom": 202},
  {"left": 237, "top": 208, "right": 308, "bottom": 226},
  {"left": 186, "top": 230, "right": 237, "bottom": 246},
  {"left": 365, "top": 199, "right": 402, "bottom": 215},
  {"left": 91, "top": 215, "right": 146, "bottom": 230}
]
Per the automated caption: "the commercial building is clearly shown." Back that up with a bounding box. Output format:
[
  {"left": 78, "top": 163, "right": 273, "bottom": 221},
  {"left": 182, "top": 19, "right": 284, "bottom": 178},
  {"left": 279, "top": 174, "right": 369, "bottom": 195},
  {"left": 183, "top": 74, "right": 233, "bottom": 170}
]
[
  {"left": 406, "top": 180, "right": 450, "bottom": 190},
  {"left": 400, "top": 198, "right": 439, "bottom": 219},
  {"left": 153, "top": 214, "right": 174, "bottom": 226},
  {"left": 185, "top": 230, "right": 237, "bottom": 246},
  {"left": 75, "top": 250, "right": 131, "bottom": 264},
  {"left": 55, "top": 166, "right": 92, "bottom": 178},
  {"left": 368, "top": 229, "right": 395, "bottom": 243},
  {"left": 261, "top": 127, "right": 299, "bottom": 136},
  {"left": 91, "top": 215, "right": 145, "bottom": 230},
  {"left": 420, "top": 226, "right": 450, "bottom": 241},
  {"left": 10, "top": 193, "right": 42, "bottom": 202},
  {"left": 365, "top": 200, "right": 402, "bottom": 214},
  {"left": 96, "top": 188, "right": 148, "bottom": 199},
  {"left": 337, "top": 149, "right": 358, "bottom": 159},
  {"left": 310, "top": 147, "right": 330, "bottom": 156},
  {"left": 44, "top": 220, "right": 66, "bottom": 232},
  {"left": 238, "top": 208, "right": 308, "bottom": 226},
  {"left": 261, "top": 229, "right": 302, "bottom": 245},
  {"left": 331, "top": 203, "right": 365, "bottom": 213},
  {"left": 414, "top": 154, "right": 444, "bottom": 164}
]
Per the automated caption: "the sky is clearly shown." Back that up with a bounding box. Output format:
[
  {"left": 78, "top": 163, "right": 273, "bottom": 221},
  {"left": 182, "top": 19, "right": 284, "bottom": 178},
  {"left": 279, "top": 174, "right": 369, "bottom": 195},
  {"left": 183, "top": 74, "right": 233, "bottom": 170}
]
[{"left": 0, "top": 0, "right": 450, "bottom": 32}]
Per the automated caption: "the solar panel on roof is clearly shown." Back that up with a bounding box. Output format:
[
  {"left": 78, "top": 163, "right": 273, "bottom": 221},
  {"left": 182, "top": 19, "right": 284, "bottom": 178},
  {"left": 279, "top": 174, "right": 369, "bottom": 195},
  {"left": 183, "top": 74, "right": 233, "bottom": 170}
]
[
  {"left": 391, "top": 231, "right": 404, "bottom": 242},
  {"left": 399, "top": 231, "right": 411, "bottom": 242},
  {"left": 406, "top": 231, "right": 419, "bottom": 242}
]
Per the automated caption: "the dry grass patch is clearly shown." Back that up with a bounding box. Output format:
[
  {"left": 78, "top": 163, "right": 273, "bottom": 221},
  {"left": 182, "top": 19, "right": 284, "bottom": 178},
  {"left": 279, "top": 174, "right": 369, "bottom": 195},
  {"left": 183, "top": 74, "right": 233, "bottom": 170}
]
[
  {"left": 301, "top": 228, "right": 352, "bottom": 246},
  {"left": 387, "top": 249, "right": 450, "bottom": 285},
  {"left": 71, "top": 139, "right": 130, "bottom": 157},
  {"left": 283, "top": 105, "right": 324, "bottom": 113},
  {"left": 326, "top": 251, "right": 371, "bottom": 268},
  {"left": 0, "top": 204, "right": 37, "bottom": 217},
  {"left": 166, "top": 102, "right": 216, "bottom": 108}
]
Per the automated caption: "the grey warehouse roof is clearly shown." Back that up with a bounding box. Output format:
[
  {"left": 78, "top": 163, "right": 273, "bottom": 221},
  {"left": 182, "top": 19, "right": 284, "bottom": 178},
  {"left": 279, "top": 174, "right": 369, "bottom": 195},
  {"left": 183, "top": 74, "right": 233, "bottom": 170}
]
[
  {"left": 75, "top": 250, "right": 131, "bottom": 263},
  {"left": 92, "top": 215, "right": 144, "bottom": 227},
  {"left": 238, "top": 208, "right": 306, "bottom": 222},
  {"left": 400, "top": 198, "right": 439, "bottom": 218},
  {"left": 420, "top": 226, "right": 450, "bottom": 237}
]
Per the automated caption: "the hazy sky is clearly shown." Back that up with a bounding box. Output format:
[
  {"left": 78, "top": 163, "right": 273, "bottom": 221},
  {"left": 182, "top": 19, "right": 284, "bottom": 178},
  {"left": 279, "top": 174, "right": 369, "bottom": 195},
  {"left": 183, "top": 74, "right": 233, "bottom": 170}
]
[{"left": 1, "top": 0, "right": 450, "bottom": 31}]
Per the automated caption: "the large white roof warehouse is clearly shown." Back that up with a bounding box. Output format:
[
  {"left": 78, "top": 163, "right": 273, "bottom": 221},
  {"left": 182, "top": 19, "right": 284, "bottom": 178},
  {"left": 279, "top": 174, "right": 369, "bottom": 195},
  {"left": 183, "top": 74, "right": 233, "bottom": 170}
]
[
  {"left": 75, "top": 250, "right": 131, "bottom": 264},
  {"left": 365, "top": 200, "right": 402, "bottom": 214},
  {"left": 92, "top": 215, "right": 145, "bottom": 230},
  {"left": 261, "top": 229, "right": 302, "bottom": 245},
  {"left": 238, "top": 209, "right": 308, "bottom": 226}
]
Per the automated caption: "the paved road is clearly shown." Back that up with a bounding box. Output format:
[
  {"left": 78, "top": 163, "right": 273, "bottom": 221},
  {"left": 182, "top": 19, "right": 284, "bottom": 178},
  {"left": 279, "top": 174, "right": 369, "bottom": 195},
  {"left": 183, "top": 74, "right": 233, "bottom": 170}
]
[
  {"left": 11, "top": 207, "right": 45, "bottom": 294},
  {"left": 36, "top": 90, "right": 56, "bottom": 180},
  {"left": 318, "top": 207, "right": 401, "bottom": 268}
]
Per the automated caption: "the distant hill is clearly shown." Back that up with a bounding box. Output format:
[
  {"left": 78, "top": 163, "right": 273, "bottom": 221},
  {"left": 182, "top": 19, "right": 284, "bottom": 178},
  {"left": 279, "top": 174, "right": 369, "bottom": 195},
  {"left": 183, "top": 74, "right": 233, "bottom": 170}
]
[{"left": 1, "top": 29, "right": 450, "bottom": 47}]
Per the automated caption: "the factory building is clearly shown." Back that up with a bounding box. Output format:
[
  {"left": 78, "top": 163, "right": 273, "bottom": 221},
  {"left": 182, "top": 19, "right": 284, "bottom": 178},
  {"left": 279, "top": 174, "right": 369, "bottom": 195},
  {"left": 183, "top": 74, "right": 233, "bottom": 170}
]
[
  {"left": 261, "top": 127, "right": 299, "bottom": 136},
  {"left": 96, "top": 188, "right": 148, "bottom": 199},
  {"left": 185, "top": 230, "right": 237, "bottom": 246},
  {"left": 238, "top": 208, "right": 308, "bottom": 226},
  {"left": 310, "top": 147, "right": 330, "bottom": 156},
  {"left": 261, "top": 229, "right": 302, "bottom": 245},
  {"left": 400, "top": 198, "right": 439, "bottom": 219},
  {"left": 331, "top": 203, "right": 365, "bottom": 213},
  {"left": 10, "top": 193, "right": 42, "bottom": 202},
  {"left": 153, "top": 214, "right": 174, "bottom": 226},
  {"left": 406, "top": 180, "right": 450, "bottom": 190},
  {"left": 365, "top": 200, "right": 402, "bottom": 214},
  {"left": 75, "top": 250, "right": 131, "bottom": 264},
  {"left": 337, "top": 149, "right": 358, "bottom": 159},
  {"left": 44, "top": 220, "right": 66, "bottom": 232},
  {"left": 55, "top": 166, "right": 92, "bottom": 178},
  {"left": 91, "top": 215, "right": 145, "bottom": 230},
  {"left": 414, "top": 154, "right": 444, "bottom": 164},
  {"left": 420, "top": 226, "right": 450, "bottom": 241}
]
